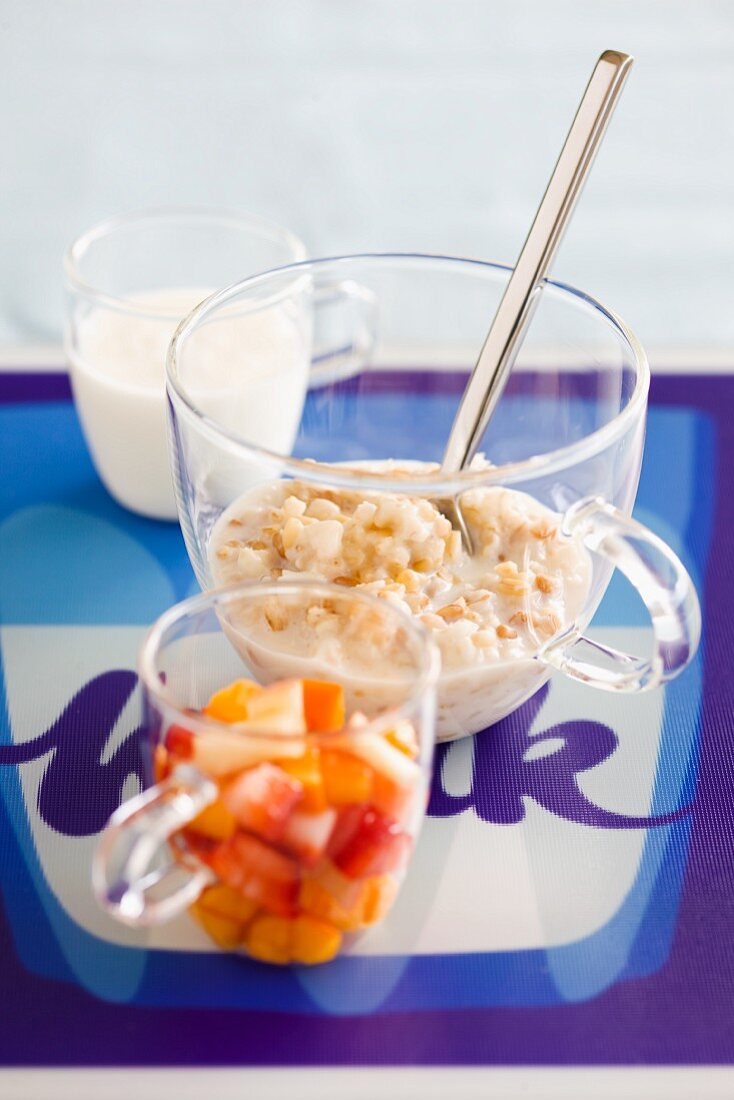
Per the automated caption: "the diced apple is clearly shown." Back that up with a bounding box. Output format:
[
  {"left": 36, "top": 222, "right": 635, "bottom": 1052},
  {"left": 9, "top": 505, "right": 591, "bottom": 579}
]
[
  {"left": 333, "top": 807, "right": 411, "bottom": 879},
  {"left": 342, "top": 731, "right": 421, "bottom": 790},
  {"left": 239, "top": 679, "right": 306, "bottom": 735},
  {"left": 222, "top": 763, "right": 303, "bottom": 842},
  {"left": 192, "top": 730, "right": 305, "bottom": 777},
  {"left": 281, "top": 809, "right": 337, "bottom": 866}
]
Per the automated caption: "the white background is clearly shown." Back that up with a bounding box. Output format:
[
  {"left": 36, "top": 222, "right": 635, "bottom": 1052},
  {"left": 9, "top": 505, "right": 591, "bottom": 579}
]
[{"left": 1, "top": 0, "right": 733, "bottom": 354}]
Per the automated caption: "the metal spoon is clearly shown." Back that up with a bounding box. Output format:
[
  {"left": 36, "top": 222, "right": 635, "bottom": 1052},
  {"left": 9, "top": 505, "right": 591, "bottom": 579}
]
[{"left": 440, "top": 49, "right": 634, "bottom": 553}]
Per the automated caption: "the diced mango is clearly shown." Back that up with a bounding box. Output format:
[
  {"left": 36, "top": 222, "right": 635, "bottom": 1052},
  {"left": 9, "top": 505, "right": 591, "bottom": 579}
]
[
  {"left": 292, "top": 914, "right": 342, "bottom": 965},
  {"left": 189, "top": 902, "right": 244, "bottom": 950},
  {"left": 246, "top": 914, "right": 292, "bottom": 965},
  {"left": 299, "top": 876, "right": 365, "bottom": 932},
  {"left": 359, "top": 875, "right": 398, "bottom": 927},
  {"left": 204, "top": 679, "right": 261, "bottom": 723},
  {"left": 280, "top": 748, "right": 327, "bottom": 812},
  {"left": 188, "top": 799, "right": 237, "bottom": 841},
  {"left": 153, "top": 744, "right": 169, "bottom": 782},
  {"left": 197, "top": 884, "right": 259, "bottom": 926},
  {"left": 303, "top": 680, "right": 345, "bottom": 733},
  {"left": 371, "top": 771, "right": 414, "bottom": 825},
  {"left": 321, "top": 750, "right": 373, "bottom": 806}
]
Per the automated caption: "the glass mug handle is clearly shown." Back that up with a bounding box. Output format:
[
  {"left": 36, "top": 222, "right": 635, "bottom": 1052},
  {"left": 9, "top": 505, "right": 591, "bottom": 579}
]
[
  {"left": 539, "top": 497, "right": 702, "bottom": 692},
  {"left": 92, "top": 765, "right": 217, "bottom": 926}
]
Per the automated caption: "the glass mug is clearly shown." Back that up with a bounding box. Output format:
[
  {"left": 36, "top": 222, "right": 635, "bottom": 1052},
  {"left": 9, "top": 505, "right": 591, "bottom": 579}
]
[
  {"left": 93, "top": 581, "right": 439, "bottom": 963},
  {"left": 64, "top": 206, "right": 307, "bottom": 520},
  {"left": 166, "top": 254, "right": 701, "bottom": 741}
]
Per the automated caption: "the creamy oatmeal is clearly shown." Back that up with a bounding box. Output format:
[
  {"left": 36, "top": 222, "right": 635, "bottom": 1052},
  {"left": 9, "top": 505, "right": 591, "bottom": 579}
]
[{"left": 209, "top": 464, "right": 592, "bottom": 740}]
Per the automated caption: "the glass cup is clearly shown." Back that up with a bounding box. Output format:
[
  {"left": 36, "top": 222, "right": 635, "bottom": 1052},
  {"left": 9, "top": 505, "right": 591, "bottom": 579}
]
[
  {"left": 93, "top": 580, "right": 439, "bottom": 964},
  {"left": 64, "top": 207, "right": 307, "bottom": 520},
  {"left": 166, "top": 254, "right": 701, "bottom": 741}
]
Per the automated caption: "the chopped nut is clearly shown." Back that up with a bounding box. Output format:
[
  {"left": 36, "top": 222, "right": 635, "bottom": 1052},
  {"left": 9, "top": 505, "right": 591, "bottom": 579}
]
[
  {"left": 228, "top": 518, "right": 243, "bottom": 527},
  {"left": 496, "top": 624, "right": 518, "bottom": 640},
  {"left": 283, "top": 496, "right": 307, "bottom": 518},
  {"left": 307, "top": 497, "right": 341, "bottom": 520},
  {"left": 437, "top": 600, "right": 466, "bottom": 622},
  {"left": 281, "top": 517, "right": 303, "bottom": 551},
  {"left": 264, "top": 603, "right": 288, "bottom": 631},
  {"left": 420, "top": 612, "right": 447, "bottom": 630},
  {"left": 535, "top": 574, "right": 555, "bottom": 594},
  {"left": 509, "top": 611, "right": 528, "bottom": 625}
]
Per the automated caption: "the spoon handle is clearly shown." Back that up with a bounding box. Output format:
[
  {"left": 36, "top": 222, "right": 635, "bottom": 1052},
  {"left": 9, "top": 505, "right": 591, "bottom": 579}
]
[{"left": 442, "top": 49, "right": 634, "bottom": 474}]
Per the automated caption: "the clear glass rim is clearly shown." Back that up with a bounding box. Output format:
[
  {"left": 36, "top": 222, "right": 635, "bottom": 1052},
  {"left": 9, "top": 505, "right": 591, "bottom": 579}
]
[
  {"left": 166, "top": 252, "right": 650, "bottom": 492},
  {"left": 63, "top": 205, "right": 307, "bottom": 320},
  {"left": 137, "top": 579, "right": 441, "bottom": 742}
]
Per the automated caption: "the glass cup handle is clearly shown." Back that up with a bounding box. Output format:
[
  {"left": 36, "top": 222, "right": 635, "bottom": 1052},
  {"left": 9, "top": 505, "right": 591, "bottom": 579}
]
[
  {"left": 309, "top": 279, "right": 379, "bottom": 385},
  {"left": 539, "top": 497, "right": 702, "bottom": 692},
  {"left": 92, "top": 765, "right": 218, "bottom": 927}
]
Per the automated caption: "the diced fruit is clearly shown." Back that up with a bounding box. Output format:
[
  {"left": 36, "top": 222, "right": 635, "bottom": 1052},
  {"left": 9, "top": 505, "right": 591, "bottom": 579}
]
[
  {"left": 204, "top": 679, "right": 261, "bottom": 723},
  {"left": 281, "top": 809, "right": 337, "bottom": 865},
  {"left": 385, "top": 720, "right": 419, "bottom": 759},
  {"left": 189, "top": 902, "right": 244, "bottom": 949},
  {"left": 222, "top": 763, "right": 303, "bottom": 842},
  {"left": 333, "top": 807, "right": 411, "bottom": 879},
  {"left": 291, "top": 915, "right": 342, "bottom": 965},
  {"left": 299, "top": 875, "right": 365, "bottom": 932},
  {"left": 165, "top": 724, "right": 193, "bottom": 759},
  {"left": 154, "top": 744, "right": 169, "bottom": 782},
  {"left": 206, "top": 833, "right": 300, "bottom": 917},
  {"left": 370, "top": 771, "right": 414, "bottom": 825},
  {"left": 311, "top": 858, "right": 366, "bottom": 910},
  {"left": 303, "top": 680, "right": 345, "bottom": 733},
  {"left": 344, "top": 731, "right": 421, "bottom": 790},
  {"left": 188, "top": 798, "right": 237, "bottom": 841},
  {"left": 279, "top": 748, "right": 327, "bottom": 812},
  {"left": 321, "top": 750, "right": 373, "bottom": 806},
  {"left": 197, "top": 883, "right": 259, "bottom": 925},
  {"left": 326, "top": 804, "right": 368, "bottom": 860},
  {"left": 192, "top": 730, "right": 305, "bottom": 776},
  {"left": 241, "top": 679, "right": 306, "bottom": 735},
  {"left": 246, "top": 914, "right": 292, "bottom": 964},
  {"left": 359, "top": 875, "right": 398, "bottom": 927}
]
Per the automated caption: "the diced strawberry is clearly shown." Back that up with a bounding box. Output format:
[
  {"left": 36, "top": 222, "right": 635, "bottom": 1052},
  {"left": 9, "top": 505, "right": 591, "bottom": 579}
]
[
  {"left": 222, "top": 763, "right": 303, "bottom": 842},
  {"left": 333, "top": 807, "right": 411, "bottom": 879},
  {"left": 281, "top": 809, "right": 337, "bottom": 866},
  {"left": 326, "top": 804, "right": 368, "bottom": 860},
  {"left": 206, "top": 833, "right": 300, "bottom": 918},
  {"left": 165, "top": 724, "right": 193, "bottom": 759}
]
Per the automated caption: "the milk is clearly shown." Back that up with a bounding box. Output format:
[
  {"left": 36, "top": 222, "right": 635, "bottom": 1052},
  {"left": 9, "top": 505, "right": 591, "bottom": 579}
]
[{"left": 67, "top": 288, "right": 312, "bottom": 520}]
